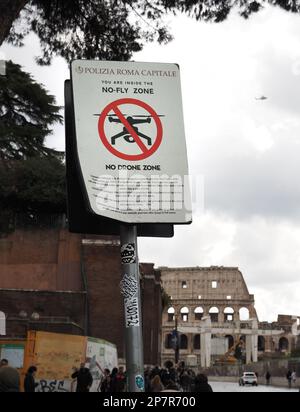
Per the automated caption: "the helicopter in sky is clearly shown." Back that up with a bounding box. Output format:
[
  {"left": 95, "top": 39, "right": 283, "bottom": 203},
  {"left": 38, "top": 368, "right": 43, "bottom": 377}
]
[{"left": 255, "top": 96, "right": 268, "bottom": 101}]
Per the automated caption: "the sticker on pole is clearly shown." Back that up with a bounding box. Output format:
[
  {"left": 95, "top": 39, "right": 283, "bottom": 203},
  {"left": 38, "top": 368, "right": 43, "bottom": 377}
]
[
  {"left": 98, "top": 98, "right": 163, "bottom": 161},
  {"left": 135, "top": 375, "right": 145, "bottom": 391},
  {"left": 121, "top": 243, "right": 136, "bottom": 265}
]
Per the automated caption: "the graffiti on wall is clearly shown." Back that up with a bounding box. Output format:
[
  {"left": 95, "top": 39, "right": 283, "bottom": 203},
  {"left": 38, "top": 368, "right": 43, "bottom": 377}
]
[{"left": 36, "top": 379, "right": 74, "bottom": 392}]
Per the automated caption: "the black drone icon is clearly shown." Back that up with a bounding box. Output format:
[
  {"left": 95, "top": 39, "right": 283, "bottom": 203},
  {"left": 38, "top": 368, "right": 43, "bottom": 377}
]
[
  {"left": 108, "top": 114, "right": 152, "bottom": 145},
  {"left": 95, "top": 112, "right": 165, "bottom": 146}
]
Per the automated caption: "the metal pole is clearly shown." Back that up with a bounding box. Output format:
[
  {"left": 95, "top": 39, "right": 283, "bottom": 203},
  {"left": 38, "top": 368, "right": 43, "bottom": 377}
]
[{"left": 120, "top": 224, "right": 144, "bottom": 392}]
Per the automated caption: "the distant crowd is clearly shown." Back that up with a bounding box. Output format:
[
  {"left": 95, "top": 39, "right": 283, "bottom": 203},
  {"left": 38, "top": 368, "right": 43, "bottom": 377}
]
[
  {"left": 0, "top": 358, "right": 212, "bottom": 393},
  {"left": 100, "top": 361, "right": 213, "bottom": 393},
  {"left": 0, "top": 357, "right": 298, "bottom": 392}
]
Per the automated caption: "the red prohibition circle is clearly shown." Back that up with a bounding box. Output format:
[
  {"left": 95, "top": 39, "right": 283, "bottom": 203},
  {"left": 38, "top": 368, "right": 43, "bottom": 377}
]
[{"left": 98, "top": 98, "right": 163, "bottom": 161}]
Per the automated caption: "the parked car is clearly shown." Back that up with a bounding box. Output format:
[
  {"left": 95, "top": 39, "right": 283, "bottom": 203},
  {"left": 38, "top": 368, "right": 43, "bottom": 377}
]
[{"left": 239, "top": 372, "right": 258, "bottom": 386}]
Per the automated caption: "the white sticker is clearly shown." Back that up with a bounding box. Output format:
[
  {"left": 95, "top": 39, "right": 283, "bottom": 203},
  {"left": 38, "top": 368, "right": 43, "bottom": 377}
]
[
  {"left": 124, "top": 297, "right": 140, "bottom": 328},
  {"left": 120, "top": 273, "right": 140, "bottom": 328},
  {"left": 121, "top": 243, "right": 136, "bottom": 264},
  {"left": 120, "top": 273, "right": 138, "bottom": 300}
]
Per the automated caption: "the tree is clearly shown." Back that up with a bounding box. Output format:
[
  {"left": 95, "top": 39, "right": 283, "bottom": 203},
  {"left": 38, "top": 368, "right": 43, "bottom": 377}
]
[
  {"left": 0, "top": 60, "right": 62, "bottom": 160},
  {"left": 1, "top": 1, "right": 300, "bottom": 64},
  {"left": 0, "top": 156, "right": 66, "bottom": 233},
  {"left": 0, "top": 61, "right": 64, "bottom": 233},
  {"left": 0, "top": 156, "right": 66, "bottom": 213},
  {"left": 161, "top": 287, "right": 172, "bottom": 310}
]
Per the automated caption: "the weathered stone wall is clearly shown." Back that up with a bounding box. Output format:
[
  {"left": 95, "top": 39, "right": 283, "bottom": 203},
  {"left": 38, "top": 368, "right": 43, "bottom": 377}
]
[
  {"left": 0, "top": 288, "right": 86, "bottom": 338},
  {"left": 0, "top": 228, "right": 82, "bottom": 291},
  {"left": 0, "top": 229, "right": 163, "bottom": 365}
]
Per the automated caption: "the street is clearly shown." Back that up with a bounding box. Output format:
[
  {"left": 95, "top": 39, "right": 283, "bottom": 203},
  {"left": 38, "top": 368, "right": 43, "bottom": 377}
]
[{"left": 210, "top": 382, "right": 298, "bottom": 392}]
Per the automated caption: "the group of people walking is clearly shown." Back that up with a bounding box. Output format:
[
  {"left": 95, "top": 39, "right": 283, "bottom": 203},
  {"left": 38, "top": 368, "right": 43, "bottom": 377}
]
[
  {"left": 99, "top": 366, "right": 127, "bottom": 392},
  {"left": 0, "top": 356, "right": 298, "bottom": 392},
  {"left": 144, "top": 362, "right": 213, "bottom": 392},
  {"left": 265, "top": 369, "right": 297, "bottom": 389}
]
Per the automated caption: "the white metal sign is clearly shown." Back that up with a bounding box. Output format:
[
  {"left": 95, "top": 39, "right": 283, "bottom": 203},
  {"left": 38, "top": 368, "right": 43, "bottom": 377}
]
[{"left": 71, "top": 60, "right": 192, "bottom": 224}]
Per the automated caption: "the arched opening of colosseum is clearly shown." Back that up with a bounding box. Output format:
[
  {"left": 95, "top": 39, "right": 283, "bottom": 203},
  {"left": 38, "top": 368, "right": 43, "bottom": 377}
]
[
  {"left": 279, "top": 337, "right": 289, "bottom": 352},
  {"left": 194, "top": 334, "right": 201, "bottom": 350},
  {"left": 165, "top": 333, "right": 173, "bottom": 349},
  {"left": 224, "top": 307, "right": 235, "bottom": 322},
  {"left": 240, "top": 335, "right": 246, "bottom": 344},
  {"left": 258, "top": 336, "right": 265, "bottom": 352},
  {"left": 180, "top": 307, "right": 189, "bottom": 322},
  {"left": 167, "top": 307, "right": 175, "bottom": 322},
  {"left": 225, "top": 335, "right": 234, "bottom": 349},
  {"left": 209, "top": 307, "right": 219, "bottom": 323},
  {"left": 180, "top": 334, "right": 188, "bottom": 350},
  {"left": 194, "top": 307, "right": 204, "bottom": 321},
  {"left": 0, "top": 311, "right": 5, "bottom": 336},
  {"left": 239, "top": 307, "right": 250, "bottom": 321}
]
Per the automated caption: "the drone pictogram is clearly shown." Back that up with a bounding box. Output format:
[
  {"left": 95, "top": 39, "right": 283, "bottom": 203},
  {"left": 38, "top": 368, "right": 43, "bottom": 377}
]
[
  {"left": 105, "top": 114, "right": 164, "bottom": 146},
  {"left": 97, "top": 98, "right": 164, "bottom": 161}
]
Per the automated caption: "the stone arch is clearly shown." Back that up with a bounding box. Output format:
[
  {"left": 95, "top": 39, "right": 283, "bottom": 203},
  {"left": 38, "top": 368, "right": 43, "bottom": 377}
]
[
  {"left": 180, "top": 307, "right": 189, "bottom": 322},
  {"left": 194, "top": 307, "right": 204, "bottom": 321},
  {"left": 209, "top": 307, "right": 219, "bottom": 323},
  {"left": 225, "top": 335, "right": 234, "bottom": 349},
  {"left": 258, "top": 336, "right": 265, "bottom": 352},
  {"left": 193, "top": 334, "right": 201, "bottom": 350},
  {"left": 240, "top": 335, "right": 246, "bottom": 343},
  {"left": 239, "top": 307, "right": 250, "bottom": 321},
  {"left": 0, "top": 311, "right": 5, "bottom": 336},
  {"left": 180, "top": 334, "right": 188, "bottom": 350},
  {"left": 224, "top": 307, "right": 235, "bottom": 322},
  {"left": 279, "top": 337, "right": 289, "bottom": 352},
  {"left": 165, "top": 334, "right": 173, "bottom": 349},
  {"left": 167, "top": 307, "right": 175, "bottom": 322}
]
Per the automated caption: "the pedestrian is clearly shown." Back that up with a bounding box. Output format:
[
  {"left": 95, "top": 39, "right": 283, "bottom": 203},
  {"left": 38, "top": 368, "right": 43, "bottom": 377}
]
[
  {"left": 180, "top": 370, "right": 191, "bottom": 392},
  {"left": 265, "top": 371, "right": 271, "bottom": 386},
  {"left": 114, "top": 366, "right": 127, "bottom": 392},
  {"left": 100, "top": 368, "right": 111, "bottom": 393},
  {"left": 160, "top": 381, "right": 180, "bottom": 392},
  {"left": 144, "top": 366, "right": 152, "bottom": 392},
  {"left": 110, "top": 367, "right": 118, "bottom": 392},
  {"left": 24, "top": 366, "right": 38, "bottom": 392},
  {"left": 0, "top": 366, "right": 20, "bottom": 392},
  {"left": 0, "top": 359, "right": 8, "bottom": 368},
  {"left": 71, "top": 363, "right": 93, "bottom": 392},
  {"left": 194, "top": 374, "right": 213, "bottom": 393},
  {"left": 150, "top": 365, "right": 160, "bottom": 380},
  {"left": 291, "top": 371, "right": 297, "bottom": 386},
  {"left": 286, "top": 370, "right": 292, "bottom": 389},
  {"left": 150, "top": 374, "right": 164, "bottom": 392}
]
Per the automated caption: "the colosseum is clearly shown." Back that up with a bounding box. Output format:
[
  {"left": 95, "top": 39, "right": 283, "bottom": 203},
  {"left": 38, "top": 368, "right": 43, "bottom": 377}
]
[{"left": 160, "top": 266, "right": 299, "bottom": 367}]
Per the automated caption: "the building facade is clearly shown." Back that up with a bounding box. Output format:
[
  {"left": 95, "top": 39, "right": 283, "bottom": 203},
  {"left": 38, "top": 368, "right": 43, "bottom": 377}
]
[
  {"left": 0, "top": 224, "right": 162, "bottom": 366},
  {"left": 160, "top": 266, "right": 299, "bottom": 367}
]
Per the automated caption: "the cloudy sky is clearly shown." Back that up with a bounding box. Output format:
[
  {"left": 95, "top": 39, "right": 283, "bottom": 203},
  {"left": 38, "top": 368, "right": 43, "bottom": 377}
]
[{"left": 2, "top": 4, "right": 300, "bottom": 322}]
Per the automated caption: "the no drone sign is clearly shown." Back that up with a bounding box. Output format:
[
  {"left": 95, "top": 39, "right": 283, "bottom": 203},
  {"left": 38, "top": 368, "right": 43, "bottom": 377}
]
[
  {"left": 71, "top": 60, "right": 192, "bottom": 224},
  {"left": 98, "top": 98, "right": 163, "bottom": 161}
]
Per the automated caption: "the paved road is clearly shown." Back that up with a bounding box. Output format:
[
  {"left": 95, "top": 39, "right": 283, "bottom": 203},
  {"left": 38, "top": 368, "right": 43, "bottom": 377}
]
[{"left": 210, "top": 381, "right": 298, "bottom": 392}]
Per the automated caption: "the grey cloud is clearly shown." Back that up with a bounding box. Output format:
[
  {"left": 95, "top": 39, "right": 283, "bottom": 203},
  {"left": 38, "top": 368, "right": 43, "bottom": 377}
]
[{"left": 206, "top": 145, "right": 300, "bottom": 219}]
